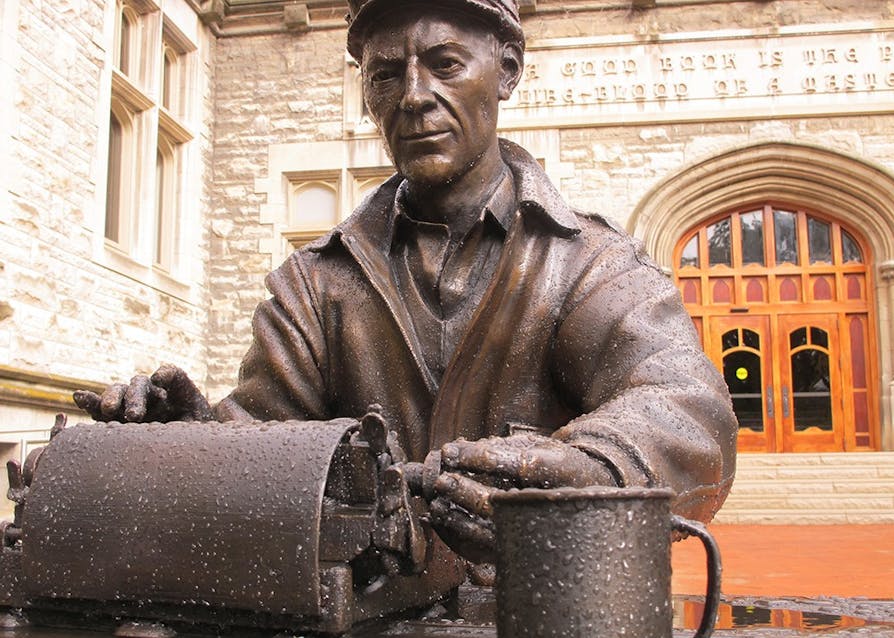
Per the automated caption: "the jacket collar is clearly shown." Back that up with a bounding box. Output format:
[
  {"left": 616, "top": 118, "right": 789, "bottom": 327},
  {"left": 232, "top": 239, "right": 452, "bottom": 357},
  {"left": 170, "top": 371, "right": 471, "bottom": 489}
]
[{"left": 305, "top": 138, "right": 580, "bottom": 256}]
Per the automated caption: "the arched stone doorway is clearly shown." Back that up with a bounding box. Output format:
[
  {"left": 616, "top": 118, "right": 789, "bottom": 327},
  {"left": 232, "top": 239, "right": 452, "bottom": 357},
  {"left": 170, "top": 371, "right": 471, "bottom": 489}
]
[
  {"left": 629, "top": 142, "right": 894, "bottom": 452},
  {"left": 675, "top": 204, "right": 875, "bottom": 452}
]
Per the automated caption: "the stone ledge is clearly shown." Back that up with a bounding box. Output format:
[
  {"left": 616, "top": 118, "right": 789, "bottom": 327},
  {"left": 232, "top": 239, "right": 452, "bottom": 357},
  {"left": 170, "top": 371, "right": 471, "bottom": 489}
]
[{"left": 0, "top": 365, "right": 104, "bottom": 413}]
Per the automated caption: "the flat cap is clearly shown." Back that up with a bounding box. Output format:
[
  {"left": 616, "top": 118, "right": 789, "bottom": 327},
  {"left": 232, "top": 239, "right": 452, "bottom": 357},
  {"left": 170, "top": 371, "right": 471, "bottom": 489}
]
[{"left": 346, "top": 0, "right": 525, "bottom": 60}]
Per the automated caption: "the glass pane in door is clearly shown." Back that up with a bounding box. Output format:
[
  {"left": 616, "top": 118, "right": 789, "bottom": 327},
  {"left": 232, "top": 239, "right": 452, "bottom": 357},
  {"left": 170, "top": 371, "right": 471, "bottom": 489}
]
[
  {"left": 740, "top": 210, "right": 765, "bottom": 265},
  {"left": 774, "top": 210, "right": 799, "bottom": 265},
  {"left": 723, "top": 343, "right": 764, "bottom": 432},
  {"left": 708, "top": 218, "right": 732, "bottom": 266},
  {"left": 791, "top": 346, "right": 832, "bottom": 432}
]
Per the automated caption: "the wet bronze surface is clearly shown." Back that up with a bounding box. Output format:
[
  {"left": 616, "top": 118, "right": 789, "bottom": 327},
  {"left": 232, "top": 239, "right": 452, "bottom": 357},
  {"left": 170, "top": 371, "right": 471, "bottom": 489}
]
[
  {"left": 15, "top": 0, "right": 744, "bottom": 635},
  {"left": 3, "top": 589, "right": 894, "bottom": 637}
]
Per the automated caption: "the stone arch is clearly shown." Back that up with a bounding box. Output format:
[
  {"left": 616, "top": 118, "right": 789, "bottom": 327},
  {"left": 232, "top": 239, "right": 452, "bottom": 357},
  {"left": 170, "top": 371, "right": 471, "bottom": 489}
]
[
  {"left": 629, "top": 142, "right": 894, "bottom": 270},
  {"left": 629, "top": 142, "right": 894, "bottom": 451}
]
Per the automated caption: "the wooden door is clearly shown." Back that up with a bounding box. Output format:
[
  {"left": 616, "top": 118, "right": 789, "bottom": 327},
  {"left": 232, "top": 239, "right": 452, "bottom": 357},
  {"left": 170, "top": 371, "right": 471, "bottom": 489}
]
[
  {"left": 675, "top": 204, "right": 879, "bottom": 452},
  {"left": 776, "top": 314, "right": 845, "bottom": 452},
  {"left": 707, "top": 315, "right": 776, "bottom": 452}
]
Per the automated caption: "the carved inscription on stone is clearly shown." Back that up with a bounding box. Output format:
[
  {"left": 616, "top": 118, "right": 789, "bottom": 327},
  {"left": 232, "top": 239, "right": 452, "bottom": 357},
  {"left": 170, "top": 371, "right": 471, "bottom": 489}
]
[{"left": 499, "top": 27, "right": 894, "bottom": 126}]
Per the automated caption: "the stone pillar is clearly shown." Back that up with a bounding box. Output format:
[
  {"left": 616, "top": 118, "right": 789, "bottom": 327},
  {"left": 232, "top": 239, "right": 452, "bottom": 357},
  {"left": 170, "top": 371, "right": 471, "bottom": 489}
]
[{"left": 878, "top": 261, "right": 894, "bottom": 451}]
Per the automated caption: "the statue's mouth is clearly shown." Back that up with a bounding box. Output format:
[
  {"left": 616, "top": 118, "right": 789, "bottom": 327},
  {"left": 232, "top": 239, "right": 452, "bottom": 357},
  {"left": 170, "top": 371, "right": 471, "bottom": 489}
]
[{"left": 400, "top": 129, "right": 450, "bottom": 141}]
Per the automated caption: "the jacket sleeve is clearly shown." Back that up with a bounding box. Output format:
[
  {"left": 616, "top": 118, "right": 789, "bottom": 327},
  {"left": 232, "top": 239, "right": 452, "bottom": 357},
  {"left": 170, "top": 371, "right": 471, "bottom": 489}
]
[
  {"left": 549, "top": 232, "right": 737, "bottom": 523},
  {"left": 214, "top": 252, "right": 331, "bottom": 422}
]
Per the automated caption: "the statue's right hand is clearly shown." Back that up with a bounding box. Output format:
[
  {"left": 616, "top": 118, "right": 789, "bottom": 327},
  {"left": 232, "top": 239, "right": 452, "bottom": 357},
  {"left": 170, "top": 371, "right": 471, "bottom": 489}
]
[{"left": 73, "top": 364, "right": 213, "bottom": 423}]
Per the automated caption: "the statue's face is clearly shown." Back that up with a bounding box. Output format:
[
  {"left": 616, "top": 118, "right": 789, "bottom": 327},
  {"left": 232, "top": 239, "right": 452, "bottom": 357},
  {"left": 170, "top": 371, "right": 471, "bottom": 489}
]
[{"left": 361, "top": 9, "right": 510, "bottom": 187}]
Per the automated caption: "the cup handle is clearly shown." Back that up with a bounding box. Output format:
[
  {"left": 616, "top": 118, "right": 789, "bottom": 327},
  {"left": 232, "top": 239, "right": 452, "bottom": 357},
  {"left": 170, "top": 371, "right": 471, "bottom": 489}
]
[{"left": 671, "top": 515, "right": 722, "bottom": 638}]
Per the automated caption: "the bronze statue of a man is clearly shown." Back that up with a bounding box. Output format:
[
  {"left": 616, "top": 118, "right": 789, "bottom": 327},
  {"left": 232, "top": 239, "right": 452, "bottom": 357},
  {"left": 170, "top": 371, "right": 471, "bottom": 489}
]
[{"left": 76, "top": 0, "right": 737, "bottom": 563}]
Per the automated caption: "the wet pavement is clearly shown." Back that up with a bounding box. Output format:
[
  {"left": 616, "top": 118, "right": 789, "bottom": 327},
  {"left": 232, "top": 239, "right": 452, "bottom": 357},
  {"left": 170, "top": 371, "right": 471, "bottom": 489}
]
[
  {"left": 3, "top": 586, "right": 894, "bottom": 637},
  {"left": 3, "top": 524, "right": 894, "bottom": 637},
  {"left": 672, "top": 525, "right": 894, "bottom": 599}
]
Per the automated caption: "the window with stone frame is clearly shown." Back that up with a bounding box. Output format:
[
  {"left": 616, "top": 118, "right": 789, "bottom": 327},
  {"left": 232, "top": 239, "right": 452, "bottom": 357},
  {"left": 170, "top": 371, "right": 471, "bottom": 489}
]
[
  {"left": 104, "top": 1, "right": 196, "bottom": 284},
  {"left": 284, "top": 174, "right": 341, "bottom": 249},
  {"left": 281, "top": 168, "right": 396, "bottom": 251},
  {"left": 154, "top": 25, "right": 193, "bottom": 271}
]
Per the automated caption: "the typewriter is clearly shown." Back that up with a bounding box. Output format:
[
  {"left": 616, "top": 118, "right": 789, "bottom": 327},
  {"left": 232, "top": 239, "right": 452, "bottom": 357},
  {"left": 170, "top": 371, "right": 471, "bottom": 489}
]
[{"left": 0, "top": 409, "right": 463, "bottom": 635}]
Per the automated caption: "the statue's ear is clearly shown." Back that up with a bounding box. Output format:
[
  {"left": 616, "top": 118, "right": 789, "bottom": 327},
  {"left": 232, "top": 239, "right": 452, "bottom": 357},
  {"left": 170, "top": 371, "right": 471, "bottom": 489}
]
[{"left": 498, "top": 41, "right": 524, "bottom": 100}]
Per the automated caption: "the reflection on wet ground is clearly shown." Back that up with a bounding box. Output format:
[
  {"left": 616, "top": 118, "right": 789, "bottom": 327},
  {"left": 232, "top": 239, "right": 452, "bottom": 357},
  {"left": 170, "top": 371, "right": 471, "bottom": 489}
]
[{"left": 3, "top": 587, "right": 894, "bottom": 637}]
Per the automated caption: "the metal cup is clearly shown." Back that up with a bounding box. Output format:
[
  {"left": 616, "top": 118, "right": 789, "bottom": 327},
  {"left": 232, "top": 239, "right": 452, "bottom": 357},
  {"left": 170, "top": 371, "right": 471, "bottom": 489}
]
[{"left": 491, "top": 486, "right": 721, "bottom": 638}]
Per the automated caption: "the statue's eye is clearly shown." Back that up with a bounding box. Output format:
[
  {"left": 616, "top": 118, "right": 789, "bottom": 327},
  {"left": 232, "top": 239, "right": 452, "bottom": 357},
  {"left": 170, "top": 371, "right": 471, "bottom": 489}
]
[
  {"left": 433, "top": 57, "right": 462, "bottom": 74},
  {"left": 369, "top": 67, "right": 399, "bottom": 84}
]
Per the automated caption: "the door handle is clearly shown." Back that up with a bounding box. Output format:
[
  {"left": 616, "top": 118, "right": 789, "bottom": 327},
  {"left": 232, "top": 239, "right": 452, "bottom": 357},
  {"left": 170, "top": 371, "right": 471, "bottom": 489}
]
[
  {"left": 781, "top": 385, "right": 791, "bottom": 418},
  {"left": 766, "top": 386, "right": 775, "bottom": 419}
]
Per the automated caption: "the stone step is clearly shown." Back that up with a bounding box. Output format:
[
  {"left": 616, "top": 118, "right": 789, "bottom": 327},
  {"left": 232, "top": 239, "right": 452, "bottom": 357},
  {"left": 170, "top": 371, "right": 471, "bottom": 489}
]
[
  {"left": 734, "top": 452, "right": 894, "bottom": 468},
  {"left": 715, "top": 452, "right": 894, "bottom": 524},
  {"left": 726, "top": 478, "right": 894, "bottom": 495},
  {"left": 713, "top": 508, "right": 894, "bottom": 525},
  {"left": 719, "top": 494, "right": 894, "bottom": 509},
  {"left": 732, "top": 465, "right": 892, "bottom": 481}
]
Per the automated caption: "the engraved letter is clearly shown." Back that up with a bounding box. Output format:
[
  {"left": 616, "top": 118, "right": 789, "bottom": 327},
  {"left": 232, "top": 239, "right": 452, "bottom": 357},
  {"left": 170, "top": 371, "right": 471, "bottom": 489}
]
[
  {"left": 759, "top": 50, "right": 783, "bottom": 68},
  {"left": 767, "top": 77, "right": 781, "bottom": 95},
  {"left": 603, "top": 59, "right": 618, "bottom": 75},
  {"left": 802, "top": 76, "right": 817, "bottom": 93},
  {"left": 582, "top": 60, "right": 597, "bottom": 76},
  {"left": 881, "top": 45, "right": 893, "bottom": 62},
  {"left": 675, "top": 83, "right": 689, "bottom": 98},
  {"left": 561, "top": 61, "right": 577, "bottom": 77},
  {"left": 864, "top": 73, "right": 878, "bottom": 89},
  {"left": 845, "top": 48, "right": 858, "bottom": 63},
  {"left": 654, "top": 82, "right": 668, "bottom": 99},
  {"left": 680, "top": 55, "right": 695, "bottom": 71},
  {"left": 722, "top": 53, "right": 737, "bottom": 70},
  {"left": 525, "top": 64, "right": 540, "bottom": 81},
  {"left": 803, "top": 49, "right": 817, "bottom": 66},
  {"left": 624, "top": 59, "right": 638, "bottom": 74},
  {"left": 660, "top": 56, "right": 673, "bottom": 72},
  {"left": 703, "top": 54, "right": 717, "bottom": 70},
  {"left": 822, "top": 48, "right": 838, "bottom": 64}
]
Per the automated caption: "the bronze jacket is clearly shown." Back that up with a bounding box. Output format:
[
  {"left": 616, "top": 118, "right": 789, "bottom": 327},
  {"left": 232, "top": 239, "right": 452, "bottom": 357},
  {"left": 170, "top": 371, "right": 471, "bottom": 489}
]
[{"left": 216, "top": 139, "right": 737, "bottom": 522}]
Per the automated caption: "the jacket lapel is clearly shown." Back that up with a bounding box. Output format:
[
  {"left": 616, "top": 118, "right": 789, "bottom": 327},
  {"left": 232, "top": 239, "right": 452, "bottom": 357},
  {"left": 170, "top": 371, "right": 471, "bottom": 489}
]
[
  {"left": 322, "top": 177, "right": 439, "bottom": 398},
  {"left": 313, "top": 139, "right": 581, "bottom": 447},
  {"left": 428, "top": 140, "right": 581, "bottom": 447}
]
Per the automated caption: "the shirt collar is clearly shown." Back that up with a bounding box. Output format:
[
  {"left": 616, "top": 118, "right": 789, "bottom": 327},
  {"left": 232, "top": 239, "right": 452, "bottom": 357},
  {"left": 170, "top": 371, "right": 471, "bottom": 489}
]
[
  {"left": 306, "top": 139, "right": 580, "bottom": 257},
  {"left": 391, "top": 167, "right": 516, "bottom": 247}
]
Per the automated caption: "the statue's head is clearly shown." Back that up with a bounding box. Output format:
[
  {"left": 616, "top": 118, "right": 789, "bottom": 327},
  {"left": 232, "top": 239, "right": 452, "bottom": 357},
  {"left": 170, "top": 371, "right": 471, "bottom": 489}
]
[
  {"left": 346, "top": 0, "right": 525, "bottom": 62},
  {"left": 347, "top": 0, "right": 525, "bottom": 188}
]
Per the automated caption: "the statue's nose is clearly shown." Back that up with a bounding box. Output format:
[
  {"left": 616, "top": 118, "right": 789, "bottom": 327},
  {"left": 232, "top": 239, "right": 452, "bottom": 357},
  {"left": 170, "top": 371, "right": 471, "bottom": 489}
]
[{"left": 399, "top": 64, "right": 436, "bottom": 113}]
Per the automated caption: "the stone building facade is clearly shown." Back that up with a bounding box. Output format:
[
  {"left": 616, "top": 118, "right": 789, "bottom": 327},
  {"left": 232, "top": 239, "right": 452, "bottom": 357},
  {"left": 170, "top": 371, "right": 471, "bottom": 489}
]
[
  {"left": 3, "top": 0, "right": 894, "bottom": 521},
  {"left": 0, "top": 0, "right": 215, "bottom": 518}
]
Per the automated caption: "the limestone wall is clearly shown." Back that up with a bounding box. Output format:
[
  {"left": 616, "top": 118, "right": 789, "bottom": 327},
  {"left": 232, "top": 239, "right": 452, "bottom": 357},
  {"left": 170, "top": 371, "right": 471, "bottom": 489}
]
[
  {"left": 208, "top": 28, "right": 347, "bottom": 399},
  {"left": 204, "top": 0, "right": 894, "bottom": 407},
  {"left": 0, "top": 0, "right": 214, "bottom": 389}
]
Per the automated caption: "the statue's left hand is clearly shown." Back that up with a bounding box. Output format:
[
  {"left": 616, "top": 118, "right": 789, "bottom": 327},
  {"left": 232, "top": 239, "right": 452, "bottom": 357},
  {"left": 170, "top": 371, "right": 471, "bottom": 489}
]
[
  {"left": 428, "top": 434, "right": 615, "bottom": 563},
  {"left": 72, "top": 364, "right": 213, "bottom": 423}
]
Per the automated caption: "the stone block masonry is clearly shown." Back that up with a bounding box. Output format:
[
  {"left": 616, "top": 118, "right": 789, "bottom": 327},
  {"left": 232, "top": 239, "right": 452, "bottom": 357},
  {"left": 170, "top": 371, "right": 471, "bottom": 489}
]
[{"left": 1, "top": 0, "right": 213, "bottom": 392}]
